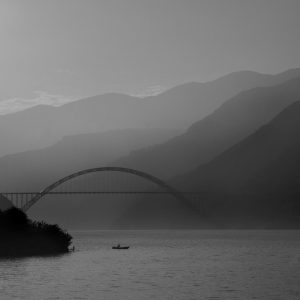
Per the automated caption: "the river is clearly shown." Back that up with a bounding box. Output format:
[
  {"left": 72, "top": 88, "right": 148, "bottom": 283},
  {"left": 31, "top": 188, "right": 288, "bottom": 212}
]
[{"left": 0, "top": 230, "right": 299, "bottom": 300}]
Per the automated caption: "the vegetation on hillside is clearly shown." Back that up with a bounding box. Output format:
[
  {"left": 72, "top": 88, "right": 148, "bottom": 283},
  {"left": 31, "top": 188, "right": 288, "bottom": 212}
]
[{"left": 0, "top": 207, "right": 72, "bottom": 257}]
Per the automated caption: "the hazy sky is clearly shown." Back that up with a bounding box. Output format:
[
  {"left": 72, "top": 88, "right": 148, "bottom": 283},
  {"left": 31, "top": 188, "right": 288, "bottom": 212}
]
[{"left": 1, "top": 0, "right": 300, "bottom": 112}]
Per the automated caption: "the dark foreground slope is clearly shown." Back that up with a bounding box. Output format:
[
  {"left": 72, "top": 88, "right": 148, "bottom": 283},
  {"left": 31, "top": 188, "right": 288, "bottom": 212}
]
[
  {"left": 0, "top": 208, "right": 72, "bottom": 257},
  {"left": 174, "top": 100, "right": 300, "bottom": 228}
]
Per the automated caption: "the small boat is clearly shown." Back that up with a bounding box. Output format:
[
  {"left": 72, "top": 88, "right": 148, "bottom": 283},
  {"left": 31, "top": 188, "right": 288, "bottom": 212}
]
[{"left": 112, "top": 244, "right": 130, "bottom": 250}]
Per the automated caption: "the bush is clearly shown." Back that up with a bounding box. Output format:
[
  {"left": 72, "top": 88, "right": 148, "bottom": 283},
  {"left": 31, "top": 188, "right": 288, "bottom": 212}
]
[{"left": 0, "top": 208, "right": 72, "bottom": 257}]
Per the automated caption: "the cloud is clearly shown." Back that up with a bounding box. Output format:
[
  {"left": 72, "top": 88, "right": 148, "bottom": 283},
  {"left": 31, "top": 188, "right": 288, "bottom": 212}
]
[
  {"left": 0, "top": 86, "right": 168, "bottom": 115},
  {"left": 0, "top": 91, "right": 76, "bottom": 115},
  {"left": 132, "top": 85, "right": 168, "bottom": 98}
]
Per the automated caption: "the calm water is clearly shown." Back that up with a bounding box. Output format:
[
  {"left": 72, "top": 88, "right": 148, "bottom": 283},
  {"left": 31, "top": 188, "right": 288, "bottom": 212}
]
[{"left": 0, "top": 230, "right": 300, "bottom": 300}]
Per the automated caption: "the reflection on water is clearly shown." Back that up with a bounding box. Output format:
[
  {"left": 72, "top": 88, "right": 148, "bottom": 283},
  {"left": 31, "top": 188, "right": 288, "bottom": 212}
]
[{"left": 0, "top": 230, "right": 300, "bottom": 300}]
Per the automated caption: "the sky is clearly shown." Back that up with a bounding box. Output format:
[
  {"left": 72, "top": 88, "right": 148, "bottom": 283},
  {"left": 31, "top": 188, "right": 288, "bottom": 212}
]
[{"left": 0, "top": 0, "right": 300, "bottom": 113}]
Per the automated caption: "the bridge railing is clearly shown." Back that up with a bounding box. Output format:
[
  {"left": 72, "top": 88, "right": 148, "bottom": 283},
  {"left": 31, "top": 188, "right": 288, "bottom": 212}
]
[{"left": 2, "top": 191, "right": 204, "bottom": 211}]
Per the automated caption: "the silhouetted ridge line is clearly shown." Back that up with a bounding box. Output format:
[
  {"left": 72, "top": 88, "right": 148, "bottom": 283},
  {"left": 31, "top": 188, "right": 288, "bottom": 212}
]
[
  {"left": 1, "top": 68, "right": 300, "bottom": 158},
  {"left": 115, "top": 74, "right": 300, "bottom": 179},
  {"left": 172, "top": 99, "right": 300, "bottom": 228}
]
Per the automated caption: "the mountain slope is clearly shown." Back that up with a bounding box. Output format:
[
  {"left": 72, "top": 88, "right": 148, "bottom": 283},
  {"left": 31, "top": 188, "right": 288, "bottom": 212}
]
[
  {"left": 115, "top": 75, "right": 300, "bottom": 179},
  {"left": 174, "top": 100, "right": 300, "bottom": 227},
  {"left": 1, "top": 69, "right": 300, "bottom": 157},
  {"left": 0, "top": 128, "right": 176, "bottom": 192}
]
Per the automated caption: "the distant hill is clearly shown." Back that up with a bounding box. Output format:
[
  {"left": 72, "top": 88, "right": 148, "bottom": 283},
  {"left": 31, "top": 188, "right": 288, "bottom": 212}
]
[
  {"left": 1, "top": 69, "right": 299, "bottom": 157},
  {"left": 173, "top": 100, "right": 300, "bottom": 227},
  {"left": 0, "top": 128, "right": 176, "bottom": 192},
  {"left": 115, "top": 75, "right": 300, "bottom": 179}
]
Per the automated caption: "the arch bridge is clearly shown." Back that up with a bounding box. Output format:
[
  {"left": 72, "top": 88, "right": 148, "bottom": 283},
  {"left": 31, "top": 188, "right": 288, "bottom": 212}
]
[{"left": 1, "top": 167, "right": 194, "bottom": 212}]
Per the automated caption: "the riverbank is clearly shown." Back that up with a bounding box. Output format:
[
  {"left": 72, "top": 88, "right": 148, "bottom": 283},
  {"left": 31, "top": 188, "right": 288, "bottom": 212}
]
[{"left": 0, "top": 207, "right": 72, "bottom": 257}]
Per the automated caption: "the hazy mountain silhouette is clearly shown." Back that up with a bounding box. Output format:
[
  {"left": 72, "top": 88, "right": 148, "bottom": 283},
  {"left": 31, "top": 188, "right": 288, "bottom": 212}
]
[
  {"left": 115, "top": 75, "right": 300, "bottom": 179},
  {"left": 38, "top": 99, "right": 300, "bottom": 229},
  {"left": 0, "top": 69, "right": 299, "bottom": 158},
  {"left": 0, "top": 128, "right": 176, "bottom": 192},
  {"left": 2, "top": 69, "right": 300, "bottom": 228},
  {"left": 172, "top": 100, "right": 300, "bottom": 227}
]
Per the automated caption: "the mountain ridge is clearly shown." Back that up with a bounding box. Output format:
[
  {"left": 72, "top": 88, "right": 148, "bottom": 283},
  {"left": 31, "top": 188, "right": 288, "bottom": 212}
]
[
  {"left": 1, "top": 69, "right": 300, "bottom": 157},
  {"left": 170, "top": 100, "right": 300, "bottom": 227},
  {"left": 115, "top": 74, "right": 300, "bottom": 179}
]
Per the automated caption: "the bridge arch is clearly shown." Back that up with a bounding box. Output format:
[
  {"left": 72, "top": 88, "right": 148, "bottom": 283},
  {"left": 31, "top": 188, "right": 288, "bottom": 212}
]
[{"left": 22, "top": 167, "right": 188, "bottom": 211}]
